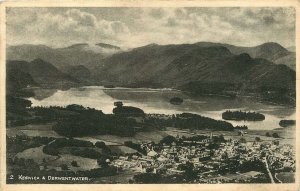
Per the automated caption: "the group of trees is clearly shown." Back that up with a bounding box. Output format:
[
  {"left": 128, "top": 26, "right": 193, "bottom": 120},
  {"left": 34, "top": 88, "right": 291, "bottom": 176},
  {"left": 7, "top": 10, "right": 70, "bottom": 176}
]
[
  {"left": 145, "top": 113, "right": 234, "bottom": 131},
  {"left": 43, "top": 138, "right": 94, "bottom": 156},
  {"left": 265, "top": 132, "right": 280, "bottom": 138},
  {"left": 7, "top": 135, "right": 56, "bottom": 156},
  {"left": 6, "top": 95, "right": 33, "bottom": 127},
  {"left": 113, "top": 103, "right": 145, "bottom": 117},
  {"left": 133, "top": 173, "right": 162, "bottom": 183},
  {"left": 182, "top": 81, "right": 240, "bottom": 97},
  {"left": 235, "top": 125, "right": 248, "bottom": 130},
  {"left": 42, "top": 138, "right": 113, "bottom": 168},
  {"left": 51, "top": 104, "right": 139, "bottom": 137},
  {"left": 175, "top": 113, "right": 234, "bottom": 131},
  {"left": 124, "top": 141, "right": 147, "bottom": 155},
  {"left": 279, "top": 120, "right": 296, "bottom": 127},
  {"left": 71, "top": 148, "right": 102, "bottom": 159},
  {"left": 222, "top": 110, "right": 265, "bottom": 121}
]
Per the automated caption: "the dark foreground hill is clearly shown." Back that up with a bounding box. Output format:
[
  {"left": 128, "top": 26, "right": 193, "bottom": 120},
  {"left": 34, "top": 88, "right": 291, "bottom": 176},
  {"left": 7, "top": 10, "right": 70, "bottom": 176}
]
[{"left": 7, "top": 59, "right": 79, "bottom": 91}]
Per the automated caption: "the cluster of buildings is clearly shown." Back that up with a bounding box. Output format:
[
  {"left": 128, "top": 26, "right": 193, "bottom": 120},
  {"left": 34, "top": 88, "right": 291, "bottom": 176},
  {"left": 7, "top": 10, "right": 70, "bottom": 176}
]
[{"left": 110, "top": 134, "right": 295, "bottom": 183}]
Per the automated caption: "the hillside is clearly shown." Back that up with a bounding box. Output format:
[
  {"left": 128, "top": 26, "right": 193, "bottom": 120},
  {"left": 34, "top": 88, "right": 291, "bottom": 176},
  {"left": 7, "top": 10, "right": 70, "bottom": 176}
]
[
  {"left": 7, "top": 41, "right": 295, "bottom": 70},
  {"left": 7, "top": 43, "right": 118, "bottom": 70},
  {"left": 6, "top": 42, "right": 296, "bottom": 104},
  {"left": 7, "top": 59, "right": 79, "bottom": 89},
  {"left": 93, "top": 43, "right": 295, "bottom": 104},
  {"left": 94, "top": 44, "right": 233, "bottom": 87},
  {"left": 196, "top": 42, "right": 296, "bottom": 70},
  {"left": 61, "top": 65, "right": 92, "bottom": 83},
  {"left": 95, "top": 43, "right": 295, "bottom": 88}
]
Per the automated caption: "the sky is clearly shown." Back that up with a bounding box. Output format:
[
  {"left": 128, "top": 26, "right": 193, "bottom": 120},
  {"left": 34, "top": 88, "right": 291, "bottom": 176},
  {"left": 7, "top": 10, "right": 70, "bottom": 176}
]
[{"left": 6, "top": 7, "right": 296, "bottom": 48}]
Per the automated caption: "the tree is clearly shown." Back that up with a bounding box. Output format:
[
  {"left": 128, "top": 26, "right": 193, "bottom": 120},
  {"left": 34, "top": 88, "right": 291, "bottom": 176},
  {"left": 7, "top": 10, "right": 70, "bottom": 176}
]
[
  {"left": 97, "top": 157, "right": 109, "bottom": 167},
  {"left": 265, "top": 132, "right": 271, "bottom": 137},
  {"left": 114, "top": 101, "right": 123, "bottom": 107},
  {"left": 273, "top": 140, "right": 280, "bottom": 146},
  {"left": 160, "top": 135, "right": 177, "bottom": 145},
  {"left": 239, "top": 137, "right": 246, "bottom": 143},
  {"left": 71, "top": 160, "right": 79, "bottom": 167},
  {"left": 95, "top": 141, "right": 106, "bottom": 148},
  {"left": 272, "top": 133, "right": 280, "bottom": 138},
  {"left": 133, "top": 173, "right": 161, "bottom": 183},
  {"left": 255, "top": 137, "right": 261, "bottom": 142},
  {"left": 60, "top": 164, "right": 69, "bottom": 170}
]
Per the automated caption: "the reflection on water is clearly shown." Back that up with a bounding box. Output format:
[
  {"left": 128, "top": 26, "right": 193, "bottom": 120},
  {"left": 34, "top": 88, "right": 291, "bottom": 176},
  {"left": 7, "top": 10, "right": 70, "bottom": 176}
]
[{"left": 29, "top": 86, "right": 295, "bottom": 130}]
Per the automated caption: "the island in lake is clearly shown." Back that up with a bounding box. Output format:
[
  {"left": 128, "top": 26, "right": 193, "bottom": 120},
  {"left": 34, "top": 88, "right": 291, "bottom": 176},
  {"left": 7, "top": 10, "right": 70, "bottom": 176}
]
[
  {"left": 169, "top": 97, "right": 183, "bottom": 105},
  {"left": 222, "top": 110, "right": 265, "bottom": 121},
  {"left": 279, "top": 120, "right": 296, "bottom": 127}
]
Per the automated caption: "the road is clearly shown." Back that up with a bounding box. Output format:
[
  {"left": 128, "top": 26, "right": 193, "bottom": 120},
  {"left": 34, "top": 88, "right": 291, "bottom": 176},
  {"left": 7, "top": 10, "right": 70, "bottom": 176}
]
[{"left": 262, "top": 157, "right": 275, "bottom": 183}]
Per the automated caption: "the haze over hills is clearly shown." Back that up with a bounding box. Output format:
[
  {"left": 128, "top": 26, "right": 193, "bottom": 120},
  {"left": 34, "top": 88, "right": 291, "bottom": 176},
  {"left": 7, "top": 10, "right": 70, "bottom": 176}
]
[{"left": 7, "top": 43, "right": 121, "bottom": 70}]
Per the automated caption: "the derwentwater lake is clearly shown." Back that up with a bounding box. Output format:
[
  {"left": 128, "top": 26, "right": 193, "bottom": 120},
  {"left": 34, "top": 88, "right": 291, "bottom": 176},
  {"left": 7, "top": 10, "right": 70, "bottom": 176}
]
[{"left": 28, "top": 86, "right": 296, "bottom": 131}]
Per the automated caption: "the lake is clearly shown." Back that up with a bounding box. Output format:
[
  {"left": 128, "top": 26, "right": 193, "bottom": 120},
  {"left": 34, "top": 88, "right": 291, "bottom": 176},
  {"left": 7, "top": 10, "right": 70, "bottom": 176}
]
[{"left": 28, "top": 86, "right": 296, "bottom": 130}]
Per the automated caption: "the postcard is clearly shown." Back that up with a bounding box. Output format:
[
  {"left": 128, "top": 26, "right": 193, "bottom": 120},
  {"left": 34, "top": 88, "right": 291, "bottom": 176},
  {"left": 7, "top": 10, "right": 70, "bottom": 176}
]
[{"left": 0, "top": 0, "right": 299, "bottom": 191}]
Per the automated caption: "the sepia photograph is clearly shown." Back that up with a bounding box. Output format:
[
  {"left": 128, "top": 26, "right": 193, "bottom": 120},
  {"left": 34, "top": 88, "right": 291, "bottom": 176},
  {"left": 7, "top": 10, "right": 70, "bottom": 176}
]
[{"left": 1, "top": 1, "right": 299, "bottom": 189}]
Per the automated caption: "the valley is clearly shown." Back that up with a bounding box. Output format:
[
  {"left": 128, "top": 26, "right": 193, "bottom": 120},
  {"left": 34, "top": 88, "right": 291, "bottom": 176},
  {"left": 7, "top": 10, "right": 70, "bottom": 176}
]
[{"left": 6, "top": 41, "right": 296, "bottom": 184}]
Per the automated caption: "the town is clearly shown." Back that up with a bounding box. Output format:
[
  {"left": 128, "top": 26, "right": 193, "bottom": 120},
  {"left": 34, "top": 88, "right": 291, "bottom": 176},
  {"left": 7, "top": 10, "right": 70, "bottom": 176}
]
[{"left": 109, "top": 133, "right": 295, "bottom": 183}]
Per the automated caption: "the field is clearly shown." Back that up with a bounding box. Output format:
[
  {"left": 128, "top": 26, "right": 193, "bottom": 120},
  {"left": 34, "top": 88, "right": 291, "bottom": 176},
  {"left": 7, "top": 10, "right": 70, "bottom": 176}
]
[
  {"left": 46, "top": 154, "right": 99, "bottom": 172},
  {"left": 208, "top": 171, "right": 263, "bottom": 182},
  {"left": 92, "top": 169, "right": 139, "bottom": 183},
  {"left": 74, "top": 137, "right": 121, "bottom": 145},
  {"left": 15, "top": 146, "right": 59, "bottom": 164},
  {"left": 108, "top": 146, "right": 139, "bottom": 155},
  {"left": 7, "top": 123, "right": 62, "bottom": 138},
  {"left": 275, "top": 172, "right": 295, "bottom": 183},
  {"left": 93, "top": 130, "right": 169, "bottom": 144}
]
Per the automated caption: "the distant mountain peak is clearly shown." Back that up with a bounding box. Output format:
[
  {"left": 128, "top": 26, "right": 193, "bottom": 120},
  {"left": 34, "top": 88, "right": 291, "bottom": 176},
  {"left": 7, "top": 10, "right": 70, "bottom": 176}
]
[
  {"left": 145, "top": 43, "right": 159, "bottom": 47},
  {"left": 258, "top": 42, "right": 287, "bottom": 52},
  {"left": 96, "top": 43, "right": 120, "bottom": 50}
]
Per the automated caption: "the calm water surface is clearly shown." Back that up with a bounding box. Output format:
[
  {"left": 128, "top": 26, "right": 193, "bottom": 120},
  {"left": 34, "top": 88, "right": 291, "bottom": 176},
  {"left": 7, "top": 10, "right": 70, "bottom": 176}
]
[{"left": 28, "top": 86, "right": 295, "bottom": 130}]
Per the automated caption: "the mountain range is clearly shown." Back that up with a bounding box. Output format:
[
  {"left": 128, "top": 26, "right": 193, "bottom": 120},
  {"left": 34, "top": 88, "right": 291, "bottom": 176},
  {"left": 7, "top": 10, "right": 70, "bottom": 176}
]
[
  {"left": 7, "top": 43, "right": 121, "bottom": 70},
  {"left": 7, "top": 41, "right": 296, "bottom": 104},
  {"left": 94, "top": 43, "right": 295, "bottom": 90},
  {"left": 195, "top": 42, "right": 296, "bottom": 70}
]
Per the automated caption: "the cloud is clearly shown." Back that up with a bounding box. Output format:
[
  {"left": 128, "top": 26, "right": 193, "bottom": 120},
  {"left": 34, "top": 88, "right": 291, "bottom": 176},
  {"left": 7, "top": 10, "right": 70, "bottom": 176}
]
[
  {"left": 6, "top": 7, "right": 295, "bottom": 48},
  {"left": 66, "top": 9, "right": 97, "bottom": 27},
  {"left": 7, "top": 8, "right": 131, "bottom": 47}
]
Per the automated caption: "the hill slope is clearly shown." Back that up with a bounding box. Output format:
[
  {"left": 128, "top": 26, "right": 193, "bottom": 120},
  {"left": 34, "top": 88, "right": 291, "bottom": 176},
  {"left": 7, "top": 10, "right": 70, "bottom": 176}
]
[
  {"left": 196, "top": 42, "right": 296, "bottom": 70},
  {"left": 95, "top": 43, "right": 295, "bottom": 88},
  {"left": 93, "top": 43, "right": 295, "bottom": 104},
  {"left": 7, "top": 43, "right": 120, "bottom": 70},
  {"left": 7, "top": 59, "right": 79, "bottom": 89}
]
